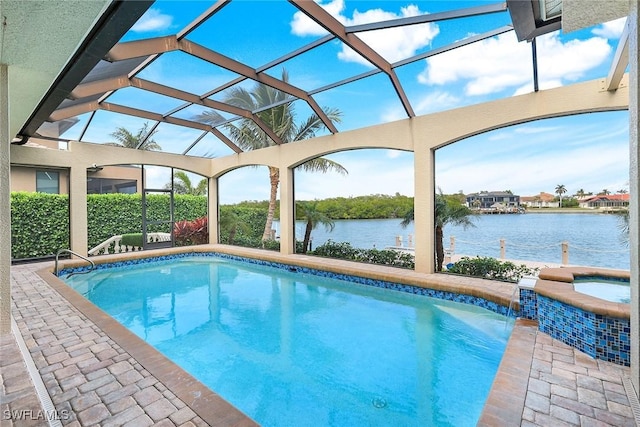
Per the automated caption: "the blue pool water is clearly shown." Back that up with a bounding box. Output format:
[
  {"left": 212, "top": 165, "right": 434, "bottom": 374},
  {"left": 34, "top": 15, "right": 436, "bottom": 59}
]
[
  {"left": 65, "top": 255, "right": 512, "bottom": 426},
  {"left": 573, "top": 276, "right": 631, "bottom": 303}
]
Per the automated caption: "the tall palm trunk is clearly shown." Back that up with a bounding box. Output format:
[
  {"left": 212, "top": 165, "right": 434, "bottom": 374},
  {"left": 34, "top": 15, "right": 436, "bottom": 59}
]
[
  {"left": 302, "top": 219, "right": 313, "bottom": 254},
  {"left": 435, "top": 224, "right": 444, "bottom": 272},
  {"left": 262, "top": 166, "right": 280, "bottom": 242}
]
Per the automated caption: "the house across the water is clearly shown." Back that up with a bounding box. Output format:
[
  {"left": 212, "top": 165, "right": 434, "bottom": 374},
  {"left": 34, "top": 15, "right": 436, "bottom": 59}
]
[
  {"left": 466, "top": 191, "right": 522, "bottom": 213},
  {"left": 579, "top": 194, "right": 630, "bottom": 210},
  {"left": 520, "top": 192, "right": 559, "bottom": 208}
]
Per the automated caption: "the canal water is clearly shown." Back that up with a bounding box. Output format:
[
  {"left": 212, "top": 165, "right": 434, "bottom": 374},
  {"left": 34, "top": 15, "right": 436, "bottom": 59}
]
[{"left": 275, "top": 213, "right": 630, "bottom": 270}]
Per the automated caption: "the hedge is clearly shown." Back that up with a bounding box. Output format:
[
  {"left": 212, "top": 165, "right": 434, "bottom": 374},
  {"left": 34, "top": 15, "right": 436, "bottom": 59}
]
[
  {"left": 11, "top": 192, "right": 207, "bottom": 259},
  {"left": 11, "top": 192, "right": 70, "bottom": 259}
]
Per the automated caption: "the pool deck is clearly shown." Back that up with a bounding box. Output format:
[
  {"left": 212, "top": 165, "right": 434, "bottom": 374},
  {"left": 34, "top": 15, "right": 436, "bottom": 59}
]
[{"left": 2, "top": 245, "right": 639, "bottom": 426}]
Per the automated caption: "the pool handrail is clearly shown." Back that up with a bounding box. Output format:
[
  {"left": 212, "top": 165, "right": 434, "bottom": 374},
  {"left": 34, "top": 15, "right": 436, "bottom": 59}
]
[{"left": 55, "top": 249, "right": 95, "bottom": 278}]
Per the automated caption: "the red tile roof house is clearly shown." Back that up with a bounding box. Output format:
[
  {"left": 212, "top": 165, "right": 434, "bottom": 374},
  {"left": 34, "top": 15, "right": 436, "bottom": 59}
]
[
  {"left": 520, "top": 192, "right": 559, "bottom": 208},
  {"left": 579, "top": 194, "right": 630, "bottom": 209}
]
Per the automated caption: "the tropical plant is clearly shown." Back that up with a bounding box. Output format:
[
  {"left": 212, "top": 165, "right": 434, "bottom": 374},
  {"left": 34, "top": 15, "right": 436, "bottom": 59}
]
[
  {"left": 108, "top": 123, "right": 161, "bottom": 151},
  {"left": 196, "top": 69, "right": 346, "bottom": 243},
  {"left": 555, "top": 184, "right": 567, "bottom": 207},
  {"left": 311, "top": 240, "right": 414, "bottom": 269},
  {"left": 219, "top": 208, "right": 251, "bottom": 244},
  {"left": 400, "top": 191, "right": 476, "bottom": 272},
  {"left": 575, "top": 188, "right": 586, "bottom": 199},
  {"left": 167, "top": 171, "right": 208, "bottom": 196},
  {"left": 447, "top": 256, "right": 538, "bottom": 283},
  {"left": 296, "top": 201, "right": 335, "bottom": 254},
  {"left": 600, "top": 189, "right": 611, "bottom": 195},
  {"left": 616, "top": 208, "right": 630, "bottom": 246},
  {"left": 174, "top": 216, "right": 208, "bottom": 246}
]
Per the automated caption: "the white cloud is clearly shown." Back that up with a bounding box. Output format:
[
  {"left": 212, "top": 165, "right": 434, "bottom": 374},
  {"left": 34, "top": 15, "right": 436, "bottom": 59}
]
[
  {"left": 435, "top": 113, "right": 629, "bottom": 196},
  {"left": 436, "top": 141, "right": 629, "bottom": 197},
  {"left": 419, "top": 32, "right": 611, "bottom": 96},
  {"left": 291, "top": 1, "right": 439, "bottom": 65},
  {"left": 131, "top": 8, "right": 173, "bottom": 33},
  {"left": 380, "top": 105, "right": 406, "bottom": 123},
  {"left": 592, "top": 17, "right": 627, "bottom": 39},
  {"left": 291, "top": 0, "right": 347, "bottom": 35},
  {"left": 295, "top": 150, "right": 414, "bottom": 200},
  {"left": 414, "top": 90, "right": 461, "bottom": 115}
]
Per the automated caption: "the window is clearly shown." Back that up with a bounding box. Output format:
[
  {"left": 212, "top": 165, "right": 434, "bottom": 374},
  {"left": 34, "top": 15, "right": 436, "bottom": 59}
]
[
  {"left": 87, "top": 178, "right": 137, "bottom": 194},
  {"left": 36, "top": 171, "right": 60, "bottom": 194}
]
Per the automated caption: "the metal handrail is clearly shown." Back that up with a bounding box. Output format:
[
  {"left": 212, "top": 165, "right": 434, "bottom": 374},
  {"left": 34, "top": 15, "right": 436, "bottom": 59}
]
[{"left": 55, "top": 249, "right": 95, "bottom": 278}]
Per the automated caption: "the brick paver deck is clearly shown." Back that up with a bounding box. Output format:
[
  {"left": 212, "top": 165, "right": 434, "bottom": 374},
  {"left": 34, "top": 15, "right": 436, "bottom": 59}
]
[{"left": 2, "top": 257, "right": 638, "bottom": 426}]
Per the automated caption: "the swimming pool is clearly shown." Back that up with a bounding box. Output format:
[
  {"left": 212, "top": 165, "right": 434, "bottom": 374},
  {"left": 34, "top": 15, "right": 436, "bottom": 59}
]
[{"left": 64, "top": 254, "right": 512, "bottom": 426}]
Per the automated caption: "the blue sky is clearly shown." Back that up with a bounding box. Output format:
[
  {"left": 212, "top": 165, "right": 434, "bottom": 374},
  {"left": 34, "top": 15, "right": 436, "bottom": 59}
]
[{"left": 72, "top": 1, "right": 630, "bottom": 204}]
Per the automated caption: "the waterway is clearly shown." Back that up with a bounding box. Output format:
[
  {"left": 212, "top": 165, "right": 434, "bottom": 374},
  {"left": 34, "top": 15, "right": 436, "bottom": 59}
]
[{"left": 275, "top": 213, "right": 630, "bottom": 270}]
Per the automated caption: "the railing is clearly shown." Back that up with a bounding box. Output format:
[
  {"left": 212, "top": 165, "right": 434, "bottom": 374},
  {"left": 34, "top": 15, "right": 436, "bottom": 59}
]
[
  {"left": 55, "top": 249, "right": 95, "bottom": 278},
  {"left": 88, "top": 233, "right": 171, "bottom": 256},
  {"left": 392, "top": 234, "right": 629, "bottom": 267}
]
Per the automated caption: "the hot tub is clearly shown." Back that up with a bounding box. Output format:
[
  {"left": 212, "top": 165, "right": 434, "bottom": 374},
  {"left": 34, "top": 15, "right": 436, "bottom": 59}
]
[
  {"left": 573, "top": 276, "right": 630, "bottom": 303},
  {"left": 519, "top": 266, "right": 631, "bottom": 366}
]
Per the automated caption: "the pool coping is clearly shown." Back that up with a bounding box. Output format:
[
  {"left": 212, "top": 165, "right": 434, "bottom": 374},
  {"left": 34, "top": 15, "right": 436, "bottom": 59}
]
[{"left": 478, "top": 318, "right": 538, "bottom": 426}]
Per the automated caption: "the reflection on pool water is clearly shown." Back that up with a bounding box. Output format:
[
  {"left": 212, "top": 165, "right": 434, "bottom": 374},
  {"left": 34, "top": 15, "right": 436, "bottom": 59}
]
[
  {"left": 573, "top": 276, "right": 631, "bottom": 304},
  {"left": 65, "top": 255, "right": 512, "bottom": 427}
]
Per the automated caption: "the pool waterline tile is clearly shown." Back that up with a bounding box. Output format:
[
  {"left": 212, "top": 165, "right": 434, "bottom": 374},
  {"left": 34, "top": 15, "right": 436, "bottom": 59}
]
[{"left": 59, "top": 250, "right": 518, "bottom": 318}]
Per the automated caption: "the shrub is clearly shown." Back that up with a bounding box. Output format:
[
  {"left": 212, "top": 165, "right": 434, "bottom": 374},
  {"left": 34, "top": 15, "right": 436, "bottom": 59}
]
[
  {"left": 11, "top": 192, "right": 69, "bottom": 259},
  {"left": 121, "top": 233, "right": 143, "bottom": 247},
  {"left": 446, "top": 256, "right": 538, "bottom": 282},
  {"left": 311, "top": 240, "right": 415, "bottom": 269},
  {"left": 174, "top": 217, "right": 208, "bottom": 246}
]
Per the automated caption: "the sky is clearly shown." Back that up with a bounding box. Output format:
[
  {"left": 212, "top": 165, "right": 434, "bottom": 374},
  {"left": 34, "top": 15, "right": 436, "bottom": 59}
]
[{"left": 63, "top": 1, "right": 630, "bottom": 204}]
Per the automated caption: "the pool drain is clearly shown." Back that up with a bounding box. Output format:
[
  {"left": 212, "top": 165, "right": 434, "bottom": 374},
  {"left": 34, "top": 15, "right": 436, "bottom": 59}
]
[{"left": 372, "top": 397, "right": 387, "bottom": 408}]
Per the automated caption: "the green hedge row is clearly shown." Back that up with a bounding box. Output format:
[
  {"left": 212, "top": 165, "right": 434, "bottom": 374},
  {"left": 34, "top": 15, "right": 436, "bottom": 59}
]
[
  {"left": 11, "top": 192, "right": 70, "bottom": 259},
  {"left": 11, "top": 192, "right": 207, "bottom": 259}
]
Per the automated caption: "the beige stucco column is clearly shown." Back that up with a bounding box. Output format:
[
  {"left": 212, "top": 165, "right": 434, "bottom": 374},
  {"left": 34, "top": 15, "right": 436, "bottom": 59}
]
[
  {"left": 279, "top": 166, "right": 295, "bottom": 255},
  {"left": 69, "top": 165, "right": 88, "bottom": 256},
  {"left": 628, "top": 0, "right": 640, "bottom": 395},
  {"left": 208, "top": 177, "right": 219, "bottom": 244},
  {"left": 413, "top": 126, "right": 435, "bottom": 274},
  {"left": 0, "top": 65, "right": 11, "bottom": 334}
]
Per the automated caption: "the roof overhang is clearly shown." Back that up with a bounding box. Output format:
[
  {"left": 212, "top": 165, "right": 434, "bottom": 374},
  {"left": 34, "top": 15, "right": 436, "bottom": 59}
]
[
  {"left": 0, "top": 0, "right": 153, "bottom": 143},
  {"left": 507, "top": 0, "right": 562, "bottom": 42}
]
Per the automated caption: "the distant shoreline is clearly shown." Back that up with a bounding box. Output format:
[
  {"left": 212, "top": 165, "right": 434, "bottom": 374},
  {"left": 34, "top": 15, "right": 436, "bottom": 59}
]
[{"left": 522, "top": 208, "right": 624, "bottom": 214}]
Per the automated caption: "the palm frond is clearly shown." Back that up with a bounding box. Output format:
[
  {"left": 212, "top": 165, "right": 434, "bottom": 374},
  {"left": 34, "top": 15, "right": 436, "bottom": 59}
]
[{"left": 300, "top": 158, "right": 348, "bottom": 175}]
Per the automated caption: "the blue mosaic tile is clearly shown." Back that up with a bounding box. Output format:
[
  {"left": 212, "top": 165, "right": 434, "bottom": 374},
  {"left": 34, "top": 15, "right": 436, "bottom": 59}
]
[
  {"left": 519, "top": 288, "right": 537, "bottom": 320},
  {"left": 537, "top": 295, "right": 629, "bottom": 366}
]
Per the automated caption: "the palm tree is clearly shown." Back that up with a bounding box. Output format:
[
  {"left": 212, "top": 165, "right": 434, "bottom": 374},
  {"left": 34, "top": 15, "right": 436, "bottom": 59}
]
[
  {"left": 575, "top": 188, "right": 586, "bottom": 199},
  {"left": 617, "top": 189, "right": 628, "bottom": 194},
  {"left": 109, "top": 122, "right": 161, "bottom": 151},
  {"left": 600, "top": 189, "right": 611, "bottom": 195},
  {"left": 401, "top": 192, "right": 476, "bottom": 271},
  {"left": 555, "top": 184, "right": 567, "bottom": 208},
  {"left": 616, "top": 209, "right": 630, "bottom": 246},
  {"left": 297, "top": 201, "right": 335, "bottom": 254},
  {"left": 168, "top": 171, "right": 207, "bottom": 196},
  {"left": 219, "top": 208, "right": 251, "bottom": 245},
  {"left": 197, "top": 69, "right": 346, "bottom": 242}
]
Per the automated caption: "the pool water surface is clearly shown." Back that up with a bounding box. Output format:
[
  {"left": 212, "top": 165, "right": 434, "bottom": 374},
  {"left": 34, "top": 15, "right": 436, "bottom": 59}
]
[
  {"left": 65, "top": 255, "right": 512, "bottom": 426},
  {"left": 573, "top": 276, "right": 631, "bottom": 304}
]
